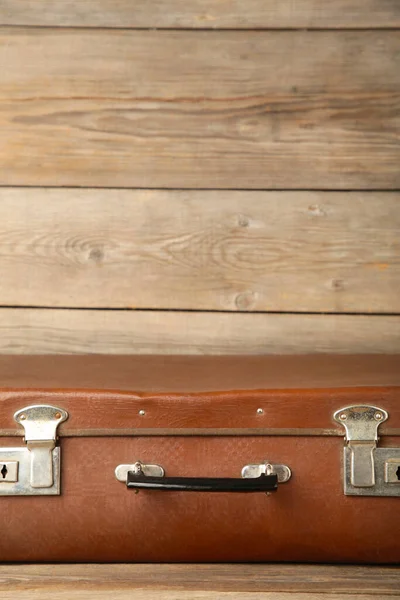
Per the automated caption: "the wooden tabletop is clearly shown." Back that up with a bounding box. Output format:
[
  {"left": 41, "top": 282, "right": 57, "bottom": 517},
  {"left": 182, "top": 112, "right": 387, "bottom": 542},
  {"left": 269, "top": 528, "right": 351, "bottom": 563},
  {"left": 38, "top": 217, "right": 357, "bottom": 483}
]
[{"left": 1, "top": 564, "right": 399, "bottom": 599}]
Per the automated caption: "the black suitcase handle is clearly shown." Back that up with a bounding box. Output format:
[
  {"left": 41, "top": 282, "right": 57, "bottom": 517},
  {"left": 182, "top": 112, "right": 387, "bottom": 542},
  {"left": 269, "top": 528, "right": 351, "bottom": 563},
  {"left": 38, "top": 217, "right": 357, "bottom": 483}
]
[{"left": 127, "top": 471, "right": 278, "bottom": 493}]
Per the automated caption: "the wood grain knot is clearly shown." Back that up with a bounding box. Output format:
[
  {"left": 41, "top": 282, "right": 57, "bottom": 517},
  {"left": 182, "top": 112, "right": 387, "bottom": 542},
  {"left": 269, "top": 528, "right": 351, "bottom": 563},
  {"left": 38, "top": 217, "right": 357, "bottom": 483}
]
[
  {"left": 308, "top": 205, "right": 326, "bottom": 217},
  {"left": 88, "top": 248, "right": 104, "bottom": 264},
  {"left": 237, "top": 214, "right": 250, "bottom": 228},
  {"left": 235, "top": 291, "right": 257, "bottom": 311},
  {"left": 330, "top": 279, "right": 345, "bottom": 291}
]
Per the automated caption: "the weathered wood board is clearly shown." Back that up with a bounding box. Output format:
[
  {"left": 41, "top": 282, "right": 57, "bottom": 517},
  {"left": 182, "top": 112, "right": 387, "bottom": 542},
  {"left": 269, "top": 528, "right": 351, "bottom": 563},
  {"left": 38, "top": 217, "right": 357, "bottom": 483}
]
[
  {"left": 1, "top": 0, "right": 399, "bottom": 29},
  {"left": 0, "top": 564, "right": 399, "bottom": 600},
  {"left": 1, "top": 29, "right": 399, "bottom": 189},
  {"left": 0, "top": 308, "right": 398, "bottom": 354},
  {"left": 0, "top": 189, "right": 398, "bottom": 312}
]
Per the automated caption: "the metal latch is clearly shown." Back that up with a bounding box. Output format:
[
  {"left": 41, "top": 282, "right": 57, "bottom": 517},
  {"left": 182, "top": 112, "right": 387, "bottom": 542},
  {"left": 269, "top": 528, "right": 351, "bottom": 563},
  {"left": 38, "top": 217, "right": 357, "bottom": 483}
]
[
  {"left": 334, "top": 405, "right": 400, "bottom": 497},
  {"left": 0, "top": 405, "right": 68, "bottom": 495}
]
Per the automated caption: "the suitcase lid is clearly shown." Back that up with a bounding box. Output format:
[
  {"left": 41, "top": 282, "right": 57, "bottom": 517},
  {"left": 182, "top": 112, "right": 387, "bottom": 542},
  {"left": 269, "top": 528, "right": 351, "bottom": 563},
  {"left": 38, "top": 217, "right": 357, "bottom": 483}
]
[{"left": 0, "top": 354, "right": 399, "bottom": 437}]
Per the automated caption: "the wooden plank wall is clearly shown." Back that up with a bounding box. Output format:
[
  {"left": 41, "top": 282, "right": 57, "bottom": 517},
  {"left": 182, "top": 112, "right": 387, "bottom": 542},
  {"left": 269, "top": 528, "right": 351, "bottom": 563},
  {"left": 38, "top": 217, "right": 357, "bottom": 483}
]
[
  {"left": 2, "top": 564, "right": 400, "bottom": 599},
  {"left": 0, "top": 3, "right": 399, "bottom": 355}
]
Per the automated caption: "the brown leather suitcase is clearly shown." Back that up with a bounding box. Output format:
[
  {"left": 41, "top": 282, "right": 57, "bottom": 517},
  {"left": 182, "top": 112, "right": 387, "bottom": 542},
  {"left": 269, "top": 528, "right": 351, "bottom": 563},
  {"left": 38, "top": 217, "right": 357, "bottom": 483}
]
[{"left": 1, "top": 354, "right": 399, "bottom": 563}]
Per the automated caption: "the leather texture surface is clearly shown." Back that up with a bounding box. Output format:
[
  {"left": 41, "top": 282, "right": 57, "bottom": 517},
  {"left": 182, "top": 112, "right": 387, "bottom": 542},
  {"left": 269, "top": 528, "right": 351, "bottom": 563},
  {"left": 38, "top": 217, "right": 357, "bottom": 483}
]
[
  {"left": 0, "top": 355, "right": 399, "bottom": 562},
  {"left": 1, "top": 435, "right": 399, "bottom": 563},
  {"left": 0, "top": 354, "right": 399, "bottom": 391},
  {"left": 1, "top": 387, "right": 400, "bottom": 435}
]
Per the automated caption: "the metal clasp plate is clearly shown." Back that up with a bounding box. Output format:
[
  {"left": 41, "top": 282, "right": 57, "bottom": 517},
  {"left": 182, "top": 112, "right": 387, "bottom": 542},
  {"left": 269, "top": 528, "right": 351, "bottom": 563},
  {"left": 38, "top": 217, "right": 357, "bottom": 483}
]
[
  {"left": 334, "top": 405, "right": 400, "bottom": 497},
  {"left": 0, "top": 404, "right": 68, "bottom": 496}
]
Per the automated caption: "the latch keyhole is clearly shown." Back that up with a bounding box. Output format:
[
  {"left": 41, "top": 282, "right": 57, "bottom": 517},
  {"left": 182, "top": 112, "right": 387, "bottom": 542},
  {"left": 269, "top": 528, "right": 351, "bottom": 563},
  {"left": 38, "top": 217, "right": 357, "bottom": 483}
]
[
  {"left": 1, "top": 464, "right": 8, "bottom": 479},
  {"left": 396, "top": 466, "right": 400, "bottom": 481}
]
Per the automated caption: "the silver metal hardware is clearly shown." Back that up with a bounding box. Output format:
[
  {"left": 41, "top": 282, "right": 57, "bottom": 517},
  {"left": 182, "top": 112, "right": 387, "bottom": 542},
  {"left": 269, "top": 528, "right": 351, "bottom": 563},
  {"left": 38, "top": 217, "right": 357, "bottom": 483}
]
[
  {"left": 115, "top": 460, "right": 291, "bottom": 483},
  {"left": 256, "top": 408, "right": 264, "bottom": 415},
  {"left": 138, "top": 410, "right": 146, "bottom": 416},
  {"left": 334, "top": 405, "right": 387, "bottom": 488},
  {"left": 0, "top": 405, "right": 67, "bottom": 495},
  {"left": 115, "top": 461, "right": 165, "bottom": 483},
  {"left": 335, "top": 405, "right": 400, "bottom": 497},
  {"left": 241, "top": 462, "right": 291, "bottom": 483},
  {"left": 0, "top": 461, "right": 19, "bottom": 483},
  {"left": 385, "top": 459, "right": 400, "bottom": 484}
]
